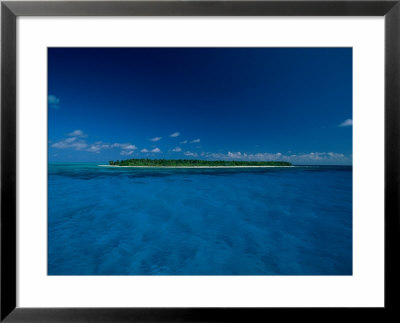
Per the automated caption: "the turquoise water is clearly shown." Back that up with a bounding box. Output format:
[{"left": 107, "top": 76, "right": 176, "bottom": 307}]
[{"left": 48, "top": 163, "right": 352, "bottom": 275}]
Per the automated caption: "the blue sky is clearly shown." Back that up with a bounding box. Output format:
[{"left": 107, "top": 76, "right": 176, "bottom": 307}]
[{"left": 48, "top": 48, "right": 352, "bottom": 165}]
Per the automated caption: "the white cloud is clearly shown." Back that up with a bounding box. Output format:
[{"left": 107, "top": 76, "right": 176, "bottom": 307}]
[
  {"left": 169, "top": 132, "right": 180, "bottom": 138},
  {"left": 184, "top": 151, "right": 198, "bottom": 157},
  {"left": 112, "top": 143, "right": 137, "bottom": 150},
  {"left": 339, "top": 119, "right": 353, "bottom": 127},
  {"left": 227, "top": 152, "right": 245, "bottom": 158},
  {"left": 48, "top": 94, "right": 60, "bottom": 109},
  {"left": 201, "top": 151, "right": 350, "bottom": 165},
  {"left": 51, "top": 137, "right": 88, "bottom": 151},
  {"left": 80, "top": 142, "right": 115, "bottom": 153},
  {"left": 180, "top": 140, "right": 188, "bottom": 144},
  {"left": 297, "top": 152, "right": 347, "bottom": 162},
  {"left": 51, "top": 132, "right": 138, "bottom": 155},
  {"left": 86, "top": 145, "right": 102, "bottom": 153},
  {"left": 151, "top": 147, "right": 161, "bottom": 153},
  {"left": 64, "top": 137, "right": 78, "bottom": 143},
  {"left": 150, "top": 137, "right": 162, "bottom": 142},
  {"left": 123, "top": 144, "right": 137, "bottom": 150},
  {"left": 190, "top": 139, "right": 200, "bottom": 143},
  {"left": 141, "top": 148, "right": 149, "bottom": 153},
  {"left": 67, "top": 130, "right": 87, "bottom": 137},
  {"left": 120, "top": 150, "right": 134, "bottom": 156},
  {"left": 171, "top": 147, "right": 182, "bottom": 152}
]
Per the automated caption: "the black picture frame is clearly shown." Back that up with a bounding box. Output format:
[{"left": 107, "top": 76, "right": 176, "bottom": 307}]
[{"left": 1, "top": 1, "right": 399, "bottom": 321}]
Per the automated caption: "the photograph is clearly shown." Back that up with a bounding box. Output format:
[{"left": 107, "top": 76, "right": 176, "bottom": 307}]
[{"left": 48, "top": 47, "right": 352, "bottom": 276}]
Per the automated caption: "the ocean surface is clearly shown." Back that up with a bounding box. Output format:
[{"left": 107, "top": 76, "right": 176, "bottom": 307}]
[{"left": 48, "top": 163, "right": 352, "bottom": 275}]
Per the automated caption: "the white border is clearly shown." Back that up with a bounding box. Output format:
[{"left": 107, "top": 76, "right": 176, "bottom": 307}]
[{"left": 17, "top": 17, "right": 384, "bottom": 307}]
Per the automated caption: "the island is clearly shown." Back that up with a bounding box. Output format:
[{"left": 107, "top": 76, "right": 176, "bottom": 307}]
[{"left": 106, "top": 159, "right": 292, "bottom": 167}]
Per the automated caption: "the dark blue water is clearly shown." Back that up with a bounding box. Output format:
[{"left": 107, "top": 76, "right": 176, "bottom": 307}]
[{"left": 48, "top": 163, "right": 352, "bottom": 275}]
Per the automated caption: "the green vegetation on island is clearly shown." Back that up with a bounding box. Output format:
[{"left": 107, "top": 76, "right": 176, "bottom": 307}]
[{"left": 108, "top": 159, "right": 292, "bottom": 167}]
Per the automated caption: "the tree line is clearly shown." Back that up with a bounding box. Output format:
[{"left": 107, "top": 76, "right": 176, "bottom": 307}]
[{"left": 109, "top": 158, "right": 292, "bottom": 167}]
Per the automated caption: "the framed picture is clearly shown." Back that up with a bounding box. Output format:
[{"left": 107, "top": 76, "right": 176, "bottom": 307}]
[{"left": 1, "top": 0, "right": 399, "bottom": 321}]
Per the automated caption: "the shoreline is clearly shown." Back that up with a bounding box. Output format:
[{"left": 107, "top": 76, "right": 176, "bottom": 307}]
[{"left": 98, "top": 165, "right": 295, "bottom": 168}]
